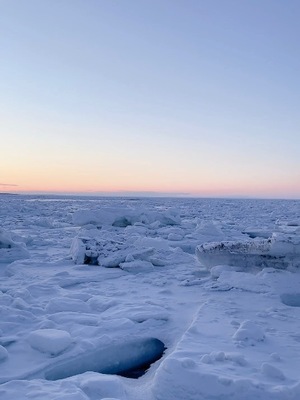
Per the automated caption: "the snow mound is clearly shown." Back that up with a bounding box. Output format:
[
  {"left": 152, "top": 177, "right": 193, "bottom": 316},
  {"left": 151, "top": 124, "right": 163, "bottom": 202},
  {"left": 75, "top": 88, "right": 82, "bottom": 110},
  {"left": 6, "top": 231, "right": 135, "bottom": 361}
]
[
  {"left": 28, "top": 329, "right": 72, "bottom": 355},
  {"left": 45, "top": 297, "right": 89, "bottom": 313},
  {"left": 233, "top": 320, "right": 265, "bottom": 344},
  {"left": 196, "top": 234, "right": 300, "bottom": 270},
  {"left": 0, "top": 228, "right": 30, "bottom": 264}
]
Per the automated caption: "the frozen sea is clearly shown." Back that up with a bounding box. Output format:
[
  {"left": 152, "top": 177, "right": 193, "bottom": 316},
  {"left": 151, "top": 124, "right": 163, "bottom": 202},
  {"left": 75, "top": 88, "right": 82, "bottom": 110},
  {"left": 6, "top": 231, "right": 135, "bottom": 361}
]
[{"left": 0, "top": 194, "right": 300, "bottom": 400}]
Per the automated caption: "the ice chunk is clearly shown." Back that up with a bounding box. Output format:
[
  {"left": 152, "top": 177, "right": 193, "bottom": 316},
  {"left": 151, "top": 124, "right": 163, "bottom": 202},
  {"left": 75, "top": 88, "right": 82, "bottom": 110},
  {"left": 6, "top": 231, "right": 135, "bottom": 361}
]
[
  {"left": 196, "top": 221, "right": 225, "bottom": 239},
  {"left": 70, "top": 233, "right": 129, "bottom": 266},
  {"left": 70, "top": 237, "right": 87, "bottom": 265},
  {"left": 196, "top": 234, "right": 300, "bottom": 270},
  {"left": 0, "top": 228, "right": 30, "bottom": 264},
  {"left": 270, "top": 233, "right": 300, "bottom": 258},
  {"left": 119, "top": 260, "right": 154, "bottom": 273},
  {"left": 70, "top": 232, "right": 170, "bottom": 267},
  {"left": 70, "top": 236, "right": 124, "bottom": 266},
  {"left": 28, "top": 329, "right": 72, "bottom": 355}
]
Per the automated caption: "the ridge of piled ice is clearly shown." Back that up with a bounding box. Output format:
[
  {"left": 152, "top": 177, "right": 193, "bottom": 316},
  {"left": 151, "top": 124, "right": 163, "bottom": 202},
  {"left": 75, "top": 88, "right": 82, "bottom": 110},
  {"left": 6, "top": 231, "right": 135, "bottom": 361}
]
[
  {"left": 196, "top": 234, "right": 300, "bottom": 270},
  {"left": 69, "top": 225, "right": 190, "bottom": 269},
  {"left": 72, "top": 207, "right": 180, "bottom": 227}
]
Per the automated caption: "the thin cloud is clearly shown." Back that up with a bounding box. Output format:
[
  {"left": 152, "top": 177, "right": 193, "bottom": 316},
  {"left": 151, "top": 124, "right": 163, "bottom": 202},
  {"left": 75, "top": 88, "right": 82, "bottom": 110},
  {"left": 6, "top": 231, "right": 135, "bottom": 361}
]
[{"left": 0, "top": 183, "right": 19, "bottom": 187}]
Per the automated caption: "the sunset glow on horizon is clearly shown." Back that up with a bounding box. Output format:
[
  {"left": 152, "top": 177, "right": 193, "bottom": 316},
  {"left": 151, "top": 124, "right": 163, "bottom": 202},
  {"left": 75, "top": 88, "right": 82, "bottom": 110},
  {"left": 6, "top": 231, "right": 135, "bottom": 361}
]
[{"left": 1, "top": 1, "right": 299, "bottom": 199}]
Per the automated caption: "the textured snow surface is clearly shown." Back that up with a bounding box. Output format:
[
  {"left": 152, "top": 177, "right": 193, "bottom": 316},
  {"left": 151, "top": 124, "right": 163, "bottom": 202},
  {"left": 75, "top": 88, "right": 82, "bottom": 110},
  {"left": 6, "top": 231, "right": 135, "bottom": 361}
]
[{"left": 0, "top": 195, "right": 300, "bottom": 400}]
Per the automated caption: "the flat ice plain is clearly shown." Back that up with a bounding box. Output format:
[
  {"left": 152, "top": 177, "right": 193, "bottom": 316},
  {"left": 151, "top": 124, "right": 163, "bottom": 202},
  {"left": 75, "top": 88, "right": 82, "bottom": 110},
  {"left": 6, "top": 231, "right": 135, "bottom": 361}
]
[{"left": 0, "top": 194, "right": 300, "bottom": 400}]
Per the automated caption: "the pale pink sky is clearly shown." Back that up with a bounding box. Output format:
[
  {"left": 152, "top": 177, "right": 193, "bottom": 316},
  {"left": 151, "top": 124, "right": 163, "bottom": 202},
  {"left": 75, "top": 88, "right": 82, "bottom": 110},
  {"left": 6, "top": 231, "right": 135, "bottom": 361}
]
[{"left": 1, "top": 1, "right": 299, "bottom": 199}]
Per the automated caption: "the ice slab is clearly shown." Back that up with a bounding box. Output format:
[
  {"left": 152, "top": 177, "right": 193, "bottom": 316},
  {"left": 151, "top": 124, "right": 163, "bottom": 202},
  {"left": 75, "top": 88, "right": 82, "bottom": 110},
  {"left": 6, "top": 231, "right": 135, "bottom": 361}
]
[
  {"left": 196, "top": 234, "right": 300, "bottom": 270},
  {"left": 0, "top": 228, "right": 30, "bottom": 264}
]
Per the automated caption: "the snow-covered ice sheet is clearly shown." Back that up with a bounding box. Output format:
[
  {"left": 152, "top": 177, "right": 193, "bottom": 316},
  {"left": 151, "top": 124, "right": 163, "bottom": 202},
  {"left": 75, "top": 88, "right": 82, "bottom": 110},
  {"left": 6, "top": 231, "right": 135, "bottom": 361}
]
[{"left": 0, "top": 195, "right": 300, "bottom": 400}]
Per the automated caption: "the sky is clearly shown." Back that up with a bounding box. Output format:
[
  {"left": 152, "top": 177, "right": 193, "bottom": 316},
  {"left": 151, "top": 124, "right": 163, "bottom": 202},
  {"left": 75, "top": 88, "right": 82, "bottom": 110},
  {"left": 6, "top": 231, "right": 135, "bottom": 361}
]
[{"left": 1, "top": 0, "right": 299, "bottom": 199}]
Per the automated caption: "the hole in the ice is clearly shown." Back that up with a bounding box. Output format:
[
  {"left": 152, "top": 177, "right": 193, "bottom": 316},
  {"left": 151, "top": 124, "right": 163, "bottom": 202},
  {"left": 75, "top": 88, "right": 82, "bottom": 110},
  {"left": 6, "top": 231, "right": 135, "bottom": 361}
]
[
  {"left": 281, "top": 293, "right": 300, "bottom": 307},
  {"left": 117, "top": 355, "right": 162, "bottom": 379},
  {"left": 112, "top": 217, "right": 132, "bottom": 227},
  {"left": 287, "top": 222, "right": 299, "bottom": 227},
  {"left": 44, "top": 337, "right": 166, "bottom": 381},
  {"left": 84, "top": 255, "right": 98, "bottom": 265}
]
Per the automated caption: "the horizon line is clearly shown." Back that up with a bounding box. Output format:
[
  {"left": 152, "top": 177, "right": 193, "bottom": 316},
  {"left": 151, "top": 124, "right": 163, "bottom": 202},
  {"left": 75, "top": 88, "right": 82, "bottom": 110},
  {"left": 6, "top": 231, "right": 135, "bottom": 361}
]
[{"left": 1, "top": 190, "right": 299, "bottom": 201}]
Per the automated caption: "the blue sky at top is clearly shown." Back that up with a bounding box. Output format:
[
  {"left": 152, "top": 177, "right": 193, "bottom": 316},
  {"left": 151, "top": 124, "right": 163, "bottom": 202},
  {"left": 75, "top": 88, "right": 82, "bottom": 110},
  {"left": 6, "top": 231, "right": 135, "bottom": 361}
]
[{"left": 0, "top": 0, "right": 299, "bottom": 197}]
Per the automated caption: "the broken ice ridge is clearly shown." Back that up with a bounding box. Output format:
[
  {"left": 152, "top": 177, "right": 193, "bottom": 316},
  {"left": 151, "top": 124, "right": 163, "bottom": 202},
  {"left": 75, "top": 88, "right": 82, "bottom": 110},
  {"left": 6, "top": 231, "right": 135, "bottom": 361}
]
[{"left": 196, "top": 233, "right": 300, "bottom": 270}]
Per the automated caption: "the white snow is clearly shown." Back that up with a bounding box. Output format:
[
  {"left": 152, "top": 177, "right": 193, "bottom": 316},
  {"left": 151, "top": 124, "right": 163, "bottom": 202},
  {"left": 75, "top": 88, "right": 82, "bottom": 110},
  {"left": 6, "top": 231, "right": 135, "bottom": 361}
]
[{"left": 0, "top": 195, "right": 300, "bottom": 400}]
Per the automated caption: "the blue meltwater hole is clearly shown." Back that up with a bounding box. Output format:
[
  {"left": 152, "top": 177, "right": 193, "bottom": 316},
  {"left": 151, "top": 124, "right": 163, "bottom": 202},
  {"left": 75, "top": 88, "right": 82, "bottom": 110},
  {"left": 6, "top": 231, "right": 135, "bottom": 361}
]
[
  {"left": 43, "top": 337, "right": 166, "bottom": 380},
  {"left": 281, "top": 293, "right": 300, "bottom": 307}
]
